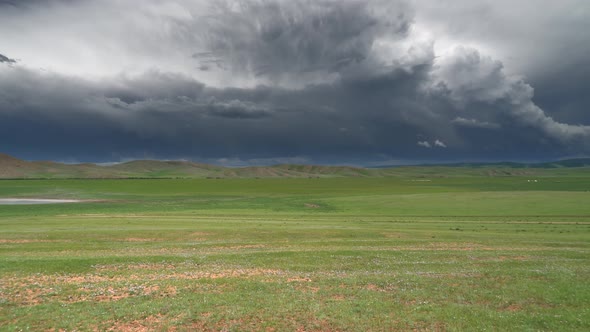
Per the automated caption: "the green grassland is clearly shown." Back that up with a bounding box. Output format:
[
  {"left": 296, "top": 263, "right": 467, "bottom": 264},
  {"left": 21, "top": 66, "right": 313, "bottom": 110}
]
[{"left": 1, "top": 176, "right": 589, "bottom": 331}]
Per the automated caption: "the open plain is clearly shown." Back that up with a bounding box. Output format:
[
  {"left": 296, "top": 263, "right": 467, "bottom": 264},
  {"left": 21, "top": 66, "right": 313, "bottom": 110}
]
[{"left": 1, "top": 175, "right": 589, "bottom": 331}]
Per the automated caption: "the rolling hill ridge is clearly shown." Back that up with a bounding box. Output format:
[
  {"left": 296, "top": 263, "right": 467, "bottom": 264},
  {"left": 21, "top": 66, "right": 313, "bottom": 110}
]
[{"left": 1, "top": 153, "right": 589, "bottom": 179}]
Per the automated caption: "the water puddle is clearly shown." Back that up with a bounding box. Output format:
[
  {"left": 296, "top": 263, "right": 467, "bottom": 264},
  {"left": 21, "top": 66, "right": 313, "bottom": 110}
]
[{"left": 0, "top": 199, "right": 81, "bottom": 205}]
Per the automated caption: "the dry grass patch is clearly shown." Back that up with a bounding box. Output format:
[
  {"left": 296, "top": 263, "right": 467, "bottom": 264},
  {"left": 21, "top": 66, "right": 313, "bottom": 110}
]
[
  {"left": 0, "top": 268, "right": 288, "bottom": 306},
  {"left": 207, "top": 244, "right": 266, "bottom": 251},
  {"left": 287, "top": 276, "right": 312, "bottom": 282},
  {"left": 93, "top": 263, "right": 179, "bottom": 271},
  {"left": 122, "top": 238, "right": 163, "bottom": 242},
  {"left": 382, "top": 232, "right": 406, "bottom": 238},
  {"left": 104, "top": 314, "right": 166, "bottom": 332},
  {"left": 0, "top": 239, "right": 60, "bottom": 244}
]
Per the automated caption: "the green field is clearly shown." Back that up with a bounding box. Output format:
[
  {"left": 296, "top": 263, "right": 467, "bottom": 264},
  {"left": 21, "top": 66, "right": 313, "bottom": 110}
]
[{"left": 1, "top": 176, "right": 589, "bottom": 331}]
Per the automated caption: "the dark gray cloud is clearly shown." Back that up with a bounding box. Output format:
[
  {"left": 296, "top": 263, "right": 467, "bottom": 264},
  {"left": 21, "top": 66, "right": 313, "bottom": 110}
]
[
  {"left": 2, "top": 51, "right": 586, "bottom": 163},
  {"left": 0, "top": 0, "right": 588, "bottom": 164},
  {"left": 0, "top": 53, "right": 16, "bottom": 63},
  {"left": 206, "top": 100, "right": 273, "bottom": 119},
  {"left": 432, "top": 47, "right": 590, "bottom": 143},
  {"left": 412, "top": 0, "right": 590, "bottom": 133},
  {"left": 529, "top": 61, "right": 590, "bottom": 127},
  {"left": 196, "top": 0, "right": 411, "bottom": 85}
]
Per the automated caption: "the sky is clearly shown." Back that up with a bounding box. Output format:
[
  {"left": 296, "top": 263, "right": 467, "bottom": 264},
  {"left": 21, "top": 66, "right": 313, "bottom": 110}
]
[{"left": 1, "top": 0, "right": 589, "bottom": 166}]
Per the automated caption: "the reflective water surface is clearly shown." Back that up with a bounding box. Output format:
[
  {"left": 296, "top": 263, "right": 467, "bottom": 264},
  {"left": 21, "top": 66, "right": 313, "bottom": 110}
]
[{"left": 0, "top": 199, "right": 80, "bottom": 205}]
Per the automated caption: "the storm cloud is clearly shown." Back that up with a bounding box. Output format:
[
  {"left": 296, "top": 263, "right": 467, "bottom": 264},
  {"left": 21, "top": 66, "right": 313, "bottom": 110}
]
[
  {"left": 0, "top": 53, "right": 16, "bottom": 63},
  {"left": 0, "top": 0, "right": 588, "bottom": 164}
]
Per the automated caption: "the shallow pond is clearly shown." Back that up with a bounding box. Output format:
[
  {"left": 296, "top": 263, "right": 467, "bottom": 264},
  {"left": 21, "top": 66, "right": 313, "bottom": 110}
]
[{"left": 0, "top": 199, "right": 81, "bottom": 205}]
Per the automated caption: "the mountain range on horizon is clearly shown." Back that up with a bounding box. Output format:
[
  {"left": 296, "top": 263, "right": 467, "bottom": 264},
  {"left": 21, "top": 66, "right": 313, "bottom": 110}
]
[{"left": 2, "top": 153, "right": 590, "bottom": 179}]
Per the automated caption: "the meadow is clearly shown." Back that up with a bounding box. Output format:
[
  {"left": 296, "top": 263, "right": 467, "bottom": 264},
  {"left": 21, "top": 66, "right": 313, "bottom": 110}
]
[{"left": 1, "top": 175, "right": 589, "bottom": 331}]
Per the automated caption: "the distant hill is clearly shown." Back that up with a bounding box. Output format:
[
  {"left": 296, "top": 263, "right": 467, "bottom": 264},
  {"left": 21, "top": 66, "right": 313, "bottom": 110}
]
[
  {"left": 0, "top": 153, "right": 42, "bottom": 178},
  {"left": 1, "top": 153, "right": 590, "bottom": 179},
  {"left": 452, "top": 158, "right": 590, "bottom": 168},
  {"left": 533, "top": 158, "right": 590, "bottom": 168},
  {"left": 372, "top": 158, "right": 590, "bottom": 169}
]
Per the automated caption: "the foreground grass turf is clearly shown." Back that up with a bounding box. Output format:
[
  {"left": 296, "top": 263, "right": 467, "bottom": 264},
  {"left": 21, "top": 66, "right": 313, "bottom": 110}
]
[{"left": 1, "top": 177, "right": 589, "bottom": 331}]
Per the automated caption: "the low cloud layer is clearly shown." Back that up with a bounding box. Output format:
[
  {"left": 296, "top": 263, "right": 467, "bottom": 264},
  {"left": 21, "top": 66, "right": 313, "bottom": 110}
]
[{"left": 0, "top": 0, "right": 588, "bottom": 163}]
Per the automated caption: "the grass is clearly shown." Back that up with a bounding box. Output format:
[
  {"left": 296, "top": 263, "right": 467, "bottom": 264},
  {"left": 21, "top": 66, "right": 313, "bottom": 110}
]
[{"left": 1, "top": 176, "right": 589, "bottom": 331}]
